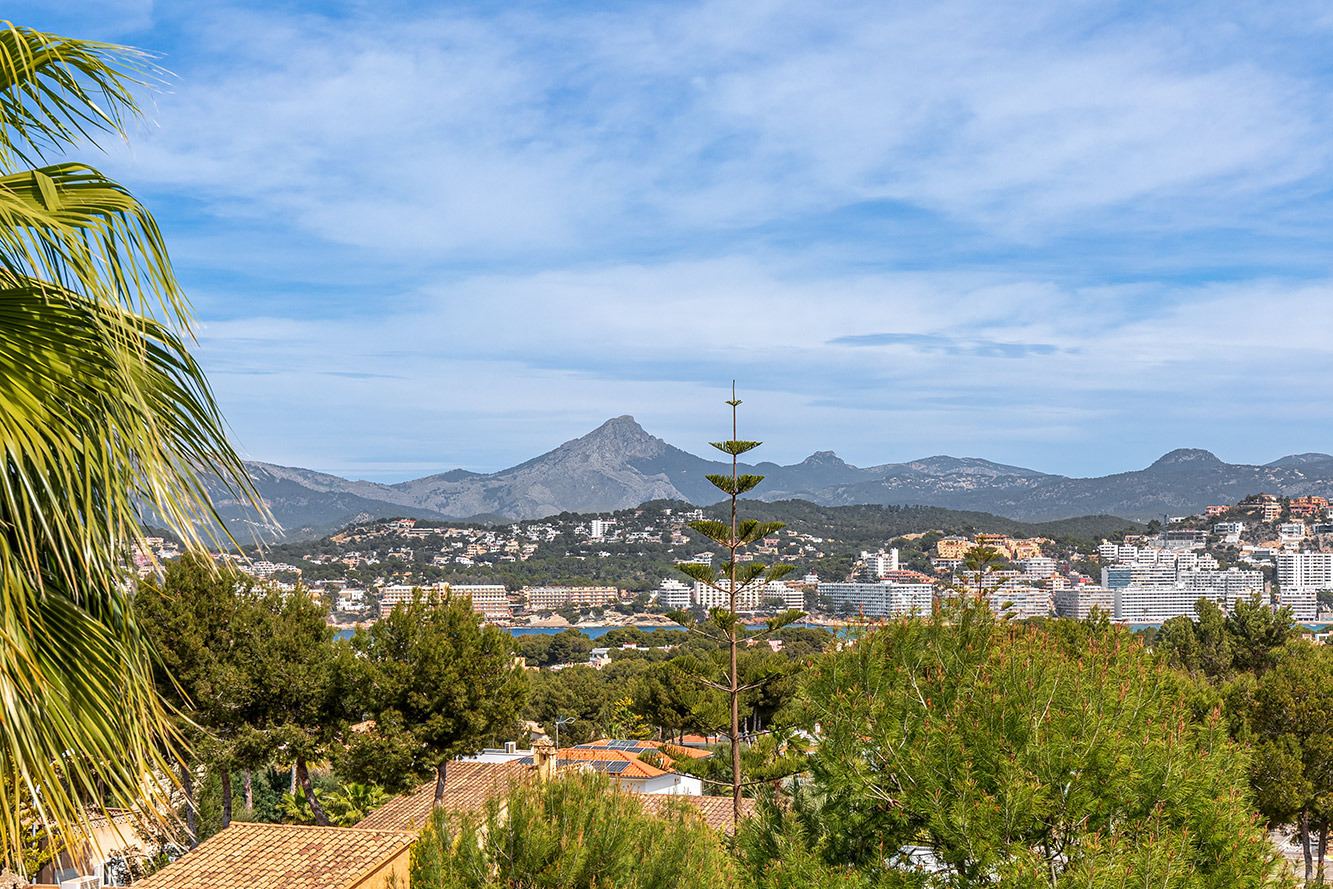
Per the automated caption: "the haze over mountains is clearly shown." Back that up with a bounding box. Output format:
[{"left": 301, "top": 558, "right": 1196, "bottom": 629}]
[{"left": 213, "top": 416, "right": 1333, "bottom": 540}]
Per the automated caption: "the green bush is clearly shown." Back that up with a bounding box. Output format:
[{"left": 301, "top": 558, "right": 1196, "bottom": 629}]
[{"left": 410, "top": 773, "right": 734, "bottom": 889}]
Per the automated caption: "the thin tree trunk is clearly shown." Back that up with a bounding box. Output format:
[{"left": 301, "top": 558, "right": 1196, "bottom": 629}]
[
  {"left": 180, "top": 763, "right": 197, "bottom": 849},
  {"left": 729, "top": 396, "right": 742, "bottom": 830},
  {"left": 290, "top": 762, "right": 297, "bottom": 795},
  {"left": 1303, "top": 808, "right": 1314, "bottom": 886},
  {"left": 220, "top": 769, "right": 233, "bottom": 829},
  {"left": 244, "top": 768, "right": 253, "bottom": 811},
  {"left": 295, "top": 758, "right": 331, "bottom": 826},
  {"left": 1319, "top": 818, "right": 1328, "bottom": 887},
  {"left": 434, "top": 761, "right": 449, "bottom": 805},
  {"left": 731, "top": 623, "right": 741, "bottom": 827}
]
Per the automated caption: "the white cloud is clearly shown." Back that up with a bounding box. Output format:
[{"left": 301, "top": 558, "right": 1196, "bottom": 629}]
[
  {"left": 98, "top": 0, "right": 1333, "bottom": 256},
  {"left": 194, "top": 259, "right": 1333, "bottom": 479}
]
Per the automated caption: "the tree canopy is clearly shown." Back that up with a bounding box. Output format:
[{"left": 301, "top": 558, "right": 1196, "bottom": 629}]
[
  {"left": 792, "top": 599, "right": 1278, "bottom": 888},
  {"left": 346, "top": 591, "right": 527, "bottom": 800}
]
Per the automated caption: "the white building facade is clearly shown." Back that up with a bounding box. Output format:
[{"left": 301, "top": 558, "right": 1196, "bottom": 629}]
[{"left": 817, "top": 581, "right": 934, "bottom": 618}]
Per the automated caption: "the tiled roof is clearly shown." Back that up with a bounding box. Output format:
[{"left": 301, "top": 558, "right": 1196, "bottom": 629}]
[
  {"left": 577, "top": 739, "right": 712, "bottom": 759},
  {"left": 517, "top": 747, "right": 671, "bottom": 778},
  {"left": 355, "top": 760, "right": 531, "bottom": 831},
  {"left": 638, "top": 794, "right": 758, "bottom": 834},
  {"left": 132, "top": 822, "right": 414, "bottom": 889}
]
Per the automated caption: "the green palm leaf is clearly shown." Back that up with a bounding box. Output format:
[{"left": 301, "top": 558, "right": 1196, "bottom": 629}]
[{"left": 0, "top": 21, "right": 263, "bottom": 871}]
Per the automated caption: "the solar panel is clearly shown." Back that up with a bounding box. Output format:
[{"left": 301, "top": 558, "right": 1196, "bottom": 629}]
[
  {"left": 603, "top": 761, "right": 629, "bottom": 774},
  {"left": 607, "top": 740, "right": 638, "bottom": 750}
]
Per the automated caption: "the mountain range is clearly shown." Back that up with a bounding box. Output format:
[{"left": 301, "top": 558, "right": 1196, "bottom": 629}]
[{"left": 211, "top": 416, "right": 1333, "bottom": 540}]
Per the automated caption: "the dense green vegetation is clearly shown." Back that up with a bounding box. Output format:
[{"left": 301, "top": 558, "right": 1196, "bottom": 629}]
[
  {"left": 410, "top": 599, "right": 1300, "bottom": 888},
  {"left": 135, "top": 556, "right": 1325, "bottom": 887},
  {"left": 411, "top": 773, "right": 736, "bottom": 889}
]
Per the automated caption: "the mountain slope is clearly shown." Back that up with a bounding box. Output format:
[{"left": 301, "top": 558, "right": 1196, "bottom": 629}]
[{"left": 214, "top": 418, "right": 1333, "bottom": 539}]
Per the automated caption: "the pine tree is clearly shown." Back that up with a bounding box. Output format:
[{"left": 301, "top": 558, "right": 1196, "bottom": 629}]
[{"left": 668, "top": 386, "right": 803, "bottom": 826}]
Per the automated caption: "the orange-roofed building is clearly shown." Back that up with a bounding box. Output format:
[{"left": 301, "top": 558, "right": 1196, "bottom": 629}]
[
  {"left": 638, "top": 794, "right": 758, "bottom": 834},
  {"left": 518, "top": 746, "right": 704, "bottom": 795},
  {"left": 1291, "top": 496, "right": 1329, "bottom": 518},
  {"left": 356, "top": 760, "right": 531, "bottom": 831},
  {"left": 132, "top": 822, "right": 414, "bottom": 889},
  {"left": 576, "top": 738, "right": 712, "bottom": 759}
]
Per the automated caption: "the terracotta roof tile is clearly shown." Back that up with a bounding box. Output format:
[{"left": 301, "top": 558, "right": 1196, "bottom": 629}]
[
  {"left": 355, "top": 760, "right": 531, "bottom": 831},
  {"left": 518, "top": 747, "right": 671, "bottom": 778},
  {"left": 638, "top": 794, "right": 758, "bottom": 834},
  {"left": 132, "top": 822, "right": 414, "bottom": 889}
]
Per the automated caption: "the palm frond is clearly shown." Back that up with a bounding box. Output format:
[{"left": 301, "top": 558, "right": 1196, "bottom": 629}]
[
  {"left": 0, "top": 23, "right": 158, "bottom": 168},
  {"left": 0, "top": 163, "right": 186, "bottom": 324},
  {"left": 0, "top": 276, "right": 260, "bottom": 858}
]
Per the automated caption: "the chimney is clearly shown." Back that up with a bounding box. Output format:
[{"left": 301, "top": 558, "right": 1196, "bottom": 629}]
[
  {"left": 504, "top": 741, "right": 517, "bottom": 755},
  {"left": 532, "top": 737, "right": 557, "bottom": 781}
]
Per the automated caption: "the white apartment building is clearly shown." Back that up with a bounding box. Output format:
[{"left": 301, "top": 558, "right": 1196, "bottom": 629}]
[
  {"left": 1275, "top": 587, "right": 1317, "bottom": 622},
  {"left": 817, "top": 581, "right": 934, "bottom": 618},
  {"left": 654, "top": 578, "right": 692, "bottom": 610},
  {"left": 1020, "top": 556, "right": 1057, "bottom": 579},
  {"left": 692, "top": 579, "right": 802, "bottom": 612},
  {"left": 1103, "top": 551, "right": 1264, "bottom": 623},
  {"left": 1185, "top": 568, "right": 1264, "bottom": 609},
  {"left": 1052, "top": 585, "right": 1114, "bottom": 620},
  {"left": 1113, "top": 585, "right": 1217, "bottom": 624},
  {"left": 379, "top": 583, "right": 510, "bottom": 619},
  {"left": 523, "top": 585, "right": 620, "bottom": 611},
  {"left": 453, "top": 584, "right": 511, "bottom": 619},
  {"left": 1098, "top": 543, "right": 1140, "bottom": 563},
  {"left": 987, "top": 582, "right": 1051, "bottom": 620},
  {"left": 589, "top": 518, "right": 617, "bottom": 540},
  {"left": 861, "top": 549, "right": 900, "bottom": 577},
  {"left": 1280, "top": 523, "right": 1307, "bottom": 541},
  {"left": 1275, "top": 553, "right": 1331, "bottom": 622},
  {"left": 1278, "top": 552, "right": 1333, "bottom": 590}
]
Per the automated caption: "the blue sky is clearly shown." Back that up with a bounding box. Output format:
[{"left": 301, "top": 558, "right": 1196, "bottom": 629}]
[{"left": 15, "top": 1, "right": 1333, "bottom": 480}]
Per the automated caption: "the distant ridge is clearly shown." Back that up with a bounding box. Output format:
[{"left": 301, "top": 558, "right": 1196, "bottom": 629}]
[{"left": 208, "top": 417, "right": 1333, "bottom": 540}]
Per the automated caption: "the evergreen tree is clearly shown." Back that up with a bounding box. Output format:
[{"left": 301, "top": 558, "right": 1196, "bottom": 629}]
[
  {"left": 1249, "top": 640, "right": 1333, "bottom": 885},
  {"left": 238, "top": 588, "right": 356, "bottom": 826},
  {"left": 136, "top": 555, "right": 256, "bottom": 843},
  {"left": 347, "top": 591, "right": 527, "bottom": 802},
  {"left": 410, "top": 772, "right": 734, "bottom": 889},
  {"left": 796, "top": 598, "right": 1278, "bottom": 888},
  {"left": 668, "top": 386, "right": 802, "bottom": 826}
]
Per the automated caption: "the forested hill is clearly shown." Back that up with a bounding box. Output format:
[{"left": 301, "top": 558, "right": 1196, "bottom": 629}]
[
  {"left": 686, "top": 500, "right": 1143, "bottom": 547},
  {"left": 248, "top": 500, "right": 1142, "bottom": 594}
]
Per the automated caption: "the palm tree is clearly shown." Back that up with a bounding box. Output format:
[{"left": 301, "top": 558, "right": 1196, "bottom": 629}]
[{"left": 0, "top": 23, "right": 260, "bottom": 868}]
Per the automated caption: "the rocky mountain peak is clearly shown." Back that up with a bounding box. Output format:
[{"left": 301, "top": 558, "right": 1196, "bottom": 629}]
[
  {"left": 801, "top": 450, "right": 847, "bottom": 467},
  {"left": 1147, "top": 448, "right": 1223, "bottom": 471},
  {"left": 556, "top": 415, "right": 665, "bottom": 462}
]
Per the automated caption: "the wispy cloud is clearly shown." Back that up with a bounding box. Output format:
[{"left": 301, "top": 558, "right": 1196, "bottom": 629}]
[{"left": 830, "top": 333, "right": 1068, "bottom": 358}]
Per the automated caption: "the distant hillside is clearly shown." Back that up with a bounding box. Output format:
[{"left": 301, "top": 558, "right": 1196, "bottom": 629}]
[
  {"left": 209, "top": 416, "right": 1333, "bottom": 540},
  {"left": 689, "top": 500, "right": 1142, "bottom": 548}
]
